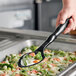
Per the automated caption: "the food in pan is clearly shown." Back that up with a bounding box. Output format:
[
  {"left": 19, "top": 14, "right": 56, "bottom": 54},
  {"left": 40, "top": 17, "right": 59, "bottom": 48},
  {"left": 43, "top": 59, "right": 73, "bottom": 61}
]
[
  {"left": 0, "top": 45, "right": 76, "bottom": 76},
  {"left": 21, "top": 51, "right": 43, "bottom": 66}
]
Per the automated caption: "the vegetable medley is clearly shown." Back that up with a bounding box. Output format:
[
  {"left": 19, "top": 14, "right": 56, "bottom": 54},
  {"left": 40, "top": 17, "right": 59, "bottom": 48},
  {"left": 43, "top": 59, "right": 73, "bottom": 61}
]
[{"left": 0, "top": 45, "right": 76, "bottom": 76}]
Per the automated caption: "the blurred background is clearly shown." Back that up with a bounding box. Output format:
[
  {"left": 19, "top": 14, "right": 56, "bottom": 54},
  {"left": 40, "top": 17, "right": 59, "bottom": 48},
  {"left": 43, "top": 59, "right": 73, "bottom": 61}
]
[
  {"left": 0, "top": 0, "right": 75, "bottom": 34},
  {"left": 0, "top": 0, "right": 62, "bottom": 32}
]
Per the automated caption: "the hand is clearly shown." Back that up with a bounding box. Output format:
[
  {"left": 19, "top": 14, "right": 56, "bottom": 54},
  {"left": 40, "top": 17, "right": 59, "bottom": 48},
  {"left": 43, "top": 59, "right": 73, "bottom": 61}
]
[{"left": 56, "top": 0, "right": 76, "bottom": 34}]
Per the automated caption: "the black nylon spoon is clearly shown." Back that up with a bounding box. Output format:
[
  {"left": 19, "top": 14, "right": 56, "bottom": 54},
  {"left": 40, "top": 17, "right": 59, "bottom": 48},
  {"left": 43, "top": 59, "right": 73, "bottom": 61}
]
[{"left": 18, "top": 17, "right": 71, "bottom": 67}]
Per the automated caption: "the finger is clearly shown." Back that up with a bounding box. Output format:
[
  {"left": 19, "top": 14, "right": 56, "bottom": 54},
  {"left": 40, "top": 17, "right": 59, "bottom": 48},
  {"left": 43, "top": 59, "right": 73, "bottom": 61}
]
[
  {"left": 59, "top": 10, "right": 68, "bottom": 24},
  {"left": 56, "top": 13, "right": 60, "bottom": 27},
  {"left": 72, "top": 15, "right": 76, "bottom": 30},
  {"left": 63, "top": 18, "right": 74, "bottom": 34}
]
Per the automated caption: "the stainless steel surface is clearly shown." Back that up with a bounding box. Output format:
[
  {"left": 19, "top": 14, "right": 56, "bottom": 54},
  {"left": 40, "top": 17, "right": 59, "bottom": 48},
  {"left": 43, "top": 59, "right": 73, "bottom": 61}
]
[
  {"left": 0, "top": 38, "right": 5, "bottom": 41},
  {"left": 58, "top": 62, "right": 76, "bottom": 76},
  {"left": 0, "top": 37, "right": 16, "bottom": 50},
  {"left": 0, "top": 39, "right": 75, "bottom": 76},
  {"left": 0, "top": 29, "right": 76, "bottom": 76},
  {"left": 0, "top": 28, "right": 75, "bottom": 38}
]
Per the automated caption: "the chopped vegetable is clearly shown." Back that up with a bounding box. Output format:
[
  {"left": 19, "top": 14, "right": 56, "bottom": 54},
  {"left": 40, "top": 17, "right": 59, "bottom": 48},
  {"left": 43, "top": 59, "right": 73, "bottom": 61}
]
[
  {"left": 33, "top": 60, "right": 40, "bottom": 63},
  {"left": 0, "top": 45, "right": 76, "bottom": 76},
  {"left": 29, "top": 53, "right": 35, "bottom": 57}
]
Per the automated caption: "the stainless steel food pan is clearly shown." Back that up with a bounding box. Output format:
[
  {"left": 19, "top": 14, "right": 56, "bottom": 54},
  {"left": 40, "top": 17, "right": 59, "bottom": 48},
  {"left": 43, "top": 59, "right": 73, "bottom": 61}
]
[{"left": 0, "top": 39, "right": 76, "bottom": 76}]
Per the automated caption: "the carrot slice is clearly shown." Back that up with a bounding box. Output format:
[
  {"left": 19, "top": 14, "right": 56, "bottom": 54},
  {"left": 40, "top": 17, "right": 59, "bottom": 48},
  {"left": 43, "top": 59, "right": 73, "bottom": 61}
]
[
  {"left": 53, "top": 58, "right": 60, "bottom": 62},
  {"left": 69, "top": 60, "right": 73, "bottom": 62},
  {"left": 28, "top": 70, "right": 38, "bottom": 74},
  {"left": 19, "top": 53, "right": 22, "bottom": 56},
  {"left": 33, "top": 60, "right": 40, "bottom": 63},
  {"left": 15, "top": 74, "right": 22, "bottom": 76},
  {"left": 44, "top": 49, "right": 50, "bottom": 53},
  {"left": 29, "top": 53, "right": 35, "bottom": 57},
  {"left": 1, "top": 61, "right": 6, "bottom": 63},
  {"left": 0, "top": 73, "right": 6, "bottom": 76},
  {"left": 50, "top": 63, "right": 56, "bottom": 67},
  {"left": 32, "top": 70, "right": 38, "bottom": 74},
  {"left": 64, "top": 58, "right": 67, "bottom": 60}
]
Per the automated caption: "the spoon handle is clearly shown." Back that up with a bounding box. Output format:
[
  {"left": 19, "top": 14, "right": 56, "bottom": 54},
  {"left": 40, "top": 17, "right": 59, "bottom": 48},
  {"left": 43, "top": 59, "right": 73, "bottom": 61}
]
[
  {"left": 41, "top": 17, "right": 72, "bottom": 49},
  {"left": 53, "top": 17, "right": 71, "bottom": 36}
]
